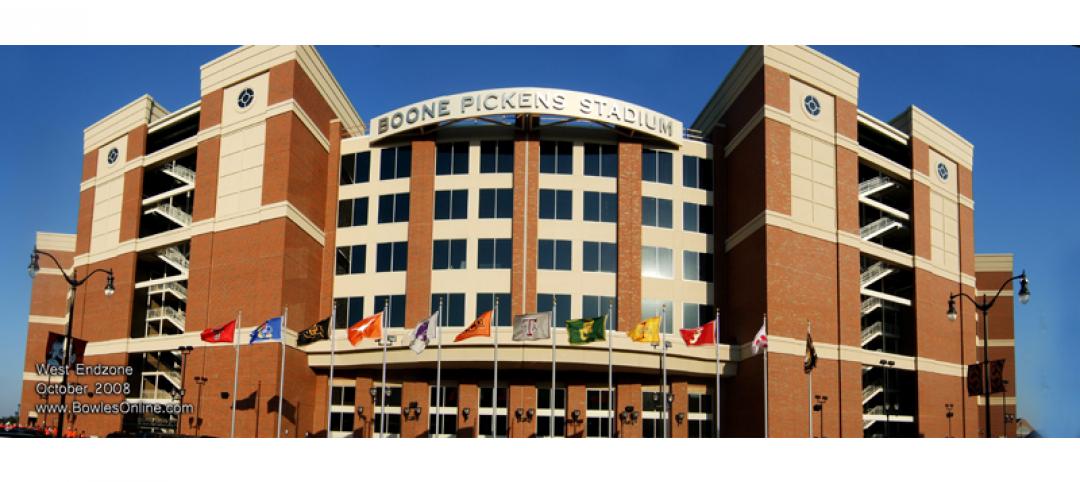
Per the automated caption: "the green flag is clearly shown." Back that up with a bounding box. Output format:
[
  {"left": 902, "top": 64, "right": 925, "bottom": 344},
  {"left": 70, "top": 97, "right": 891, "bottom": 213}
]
[{"left": 566, "top": 316, "right": 607, "bottom": 345}]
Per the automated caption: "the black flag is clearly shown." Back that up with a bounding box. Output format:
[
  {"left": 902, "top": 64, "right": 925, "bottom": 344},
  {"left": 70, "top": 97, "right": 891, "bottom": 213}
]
[
  {"left": 296, "top": 317, "right": 331, "bottom": 347},
  {"left": 803, "top": 330, "right": 818, "bottom": 374},
  {"left": 989, "top": 359, "right": 1006, "bottom": 394},
  {"left": 966, "top": 363, "right": 984, "bottom": 396}
]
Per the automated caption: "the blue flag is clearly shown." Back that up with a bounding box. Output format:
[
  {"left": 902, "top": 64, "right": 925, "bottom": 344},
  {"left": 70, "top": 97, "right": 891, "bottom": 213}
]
[{"left": 249, "top": 316, "right": 283, "bottom": 344}]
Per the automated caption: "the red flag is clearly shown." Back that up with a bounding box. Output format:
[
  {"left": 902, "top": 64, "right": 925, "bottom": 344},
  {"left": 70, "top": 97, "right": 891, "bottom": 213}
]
[
  {"left": 201, "top": 320, "right": 236, "bottom": 343},
  {"left": 679, "top": 320, "right": 716, "bottom": 346}
]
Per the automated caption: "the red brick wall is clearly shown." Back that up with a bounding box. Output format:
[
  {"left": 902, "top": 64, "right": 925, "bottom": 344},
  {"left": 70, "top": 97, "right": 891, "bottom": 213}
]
[
  {"left": 836, "top": 146, "right": 860, "bottom": 235},
  {"left": 615, "top": 383, "right": 643, "bottom": 437},
  {"left": 405, "top": 139, "right": 435, "bottom": 326},
  {"left": 118, "top": 167, "right": 143, "bottom": 242},
  {"left": 199, "top": 89, "right": 223, "bottom": 130},
  {"left": 508, "top": 384, "right": 537, "bottom": 438},
  {"left": 835, "top": 98, "right": 858, "bottom": 140},
  {"left": 319, "top": 121, "right": 345, "bottom": 319},
  {"left": 400, "top": 380, "right": 428, "bottom": 438},
  {"left": 126, "top": 124, "right": 147, "bottom": 161},
  {"left": 192, "top": 136, "right": 220, "bottom": 222},
  {"left": 268, "top": 60, "right": 335, "bottom": 140},
  {"left": 617, "top": 141, "right": 642, "bottom": 330},
  {"left": 764, "top": 65, "right": 790, "bottom": 112},
  {"left": 82, "top": 151, "right": 97, "bottom": 182},
  {"left": 458, "top": 383, "right": 479, "bottom": 437},
  {"left": 262, "top": 111, "right": 329, "bottom": 225},
  {"left": 511, "top": 136, "right": 539, "bottom": 315},
  {"left": 75, "top": 188, "right": 94, "bottom": 256}
]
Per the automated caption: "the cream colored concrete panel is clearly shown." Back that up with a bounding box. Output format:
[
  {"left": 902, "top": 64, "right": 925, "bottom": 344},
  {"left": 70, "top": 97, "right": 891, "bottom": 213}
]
[
  {"left": 812, "top": 138, "right": 835, "bottom": 164},
  {"left": 813, "top": 183, "right": 836, "bottom": 209},
  {"left": 765, "top": 46, "right": 859, "bottom": 103},
  {"left": 975, "top": 253, "right": 1014, "bottom": 273},
  {"left": 812, "top": 160, "right": 835, "bottom": 188},
  {"left": 333, "top": 272, "right": 407, "bottom": 299},
  {"left": 221, "top": 72, "right": 270, "bottom": 128},
  {"left": 892, "top": 105, "right": 974, "bottom": 169},
  {"left": 35, "top": 232, "right": 76, "bottom": 252},
  {"left": 84, "top": 95, "right": 166, "bottom": 154},
  {"left": 791, "top": 198, "right": 814, "bottom": 225},
  {"left": 791, "top": 130, "right": 812, "bottom": 157},
  {"left": 792, "top": 152, "right": 813, "bottom": 179},
  {"left": 788, "top": 78, "right": 836, "bottom": 139},
  {"left": 929, "top": 149, "right": 959, "bottom": 194},
  {"left": 791, "top": 176, "right": 813, "bottom": 201},
  {"left": 812, "top": 205, "right": 836, "bottom": 230},
  {"left": 96, "top": 136, "right": 128, "bottom": 178},
  {"left": 216, "top": 122, "right": 266, "bottom": 218},
  {"left": 89, "top": 175, "right": 125, "bottom": 254}
]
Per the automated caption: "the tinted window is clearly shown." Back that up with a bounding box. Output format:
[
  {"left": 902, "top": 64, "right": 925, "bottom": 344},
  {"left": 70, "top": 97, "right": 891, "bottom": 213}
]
[
  {"left": 479, "top": 189, "right": 513, "bottom": 219},
  {"left": 480, "top": 140, "right": 514, "bottom": 173},
  {"left": 475, "top": 292, "right": 512, "bottom": 326},
  {"left": 540, "top": 141, "right": 572, "bottom": 174},
  {"left": 536, "top": 293, "right": 571, "bottom": 327},
  {"left": 435, "top": 190, "right": 468, "bottom": 220},
  {"left": 539, "top": 189, "right": 572, "bottom": 220}
]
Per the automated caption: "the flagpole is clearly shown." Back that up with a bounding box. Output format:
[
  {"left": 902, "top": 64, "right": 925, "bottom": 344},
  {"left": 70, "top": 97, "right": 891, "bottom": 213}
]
[
  {"left": 276, "top": 307, "right": 288, "bottom": 438},
  {"left": 550, "top": 297, "right": 557, "bottom": 438},
  {"left": 380, "top": 303, "right": 389, "bottom": 438},
  {"left": 436, "top": 297, "right": 444, "bottom": 437},
  {"left": 326, "top": 304, "right": 337, "bottom": 438},
  {"left": 661, "top": 304, "right": 668, "bottom": 439},
  {"left": 492, "top": 297, "right": 499, "bottom": 438},
  {"left": 230, "top": 310, "right": 241, "bottom": 438},
  {"left": 807, "top": 321, "right": 813, "bottom": 438},
  {"left": 607, "top": 300, "right": 614, "bottom": 438},
  {"left": 714, "top": 307, "right": 721, "bottom": 438},
  {"left": 763, "top": 313, "right": 769, "bottom": 439}
]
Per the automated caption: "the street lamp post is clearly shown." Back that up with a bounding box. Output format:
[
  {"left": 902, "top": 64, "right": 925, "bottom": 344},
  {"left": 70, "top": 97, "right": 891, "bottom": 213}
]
[
  {"left": 177, "top": 346, "right": 194, "bottom": 435},
  {"left": 193, "top": 376, "right": 208, "bottom": 436},
  {"left": 946, "top": 402, "right": 954, "bottom": 436},
  {"left": 28, "top": 248, "right": 115, "bottom": 438},
  {"left": 947, "top": 271, "right": 1030, "bottom": 439},
  {"left": 878, "top": 359, "right": 894, "bottom": 437},
  {"left": 813, "top": 395, "right": 828, "bottom": 437}
]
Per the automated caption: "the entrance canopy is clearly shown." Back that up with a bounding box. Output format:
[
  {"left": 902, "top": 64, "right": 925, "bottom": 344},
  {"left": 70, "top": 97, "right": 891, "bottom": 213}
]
[{"left": 368, "top": 87, "right": 685, "bottom": 145}]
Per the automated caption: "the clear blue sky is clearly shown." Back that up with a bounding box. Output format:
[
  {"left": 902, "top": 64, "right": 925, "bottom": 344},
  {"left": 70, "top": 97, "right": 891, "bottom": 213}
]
[{"left": 0, "top": 46, "right": 1075, "bottom": 436}]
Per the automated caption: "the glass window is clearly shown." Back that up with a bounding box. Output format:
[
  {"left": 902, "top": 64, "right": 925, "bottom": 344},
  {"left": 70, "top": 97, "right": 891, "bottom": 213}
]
[
  {"left": 536, "top": 387, "right": 566, "bottom": 438},
  {"left": 642, "top": 246, "right": 673, "bottom": 279},
  {"left": 642, "top": 148, "right": 672, "bottom": 184},
  {"left": 340, "top": 152, "right": 371, "bottom": 186},
  {"left": 337, "top": 199, "right": 353, "bottom": 228},
  {"left": 332, "top": 386, "right": 356, "bottom": 406},
  {"left": 583, "top": 241, "right": 617, "bottom": 273},
  {"left": 335, "top": 246, "right": 349, "bottom": 275},
  {"left": 374, "top": 295, "right": 406, "bottom": 327},
  {"left": 536, "top": 293, "right": 571, "bottom": 327},
  {"left": 683, "top": 251, "right": 713, "bottom": 282},
  {"left": 478, "top": 238, "right": 512, "bottom": 269},
  {"left": 333, "top": 296, "right": 364, "bottom": 329},
  {"left": 340, "top": 153, "right": 355, "bottom": 185},
  {"left": 330, "top": 412, "right": 354, "bottom": 433},
  {"left": 379, "top": 145, "right": 411, "bottom": 180},
  {"left": 349, "top": 245, "right": 366, "bottom": 274},
  {"left": 434, "top": 190, "right": 468, "bottom": 220},
  {"left": 478, "top": 188, "right": 513, "bottom": 219},
  {"left": 539, "top": 189, "right": 572, "bottom": 220},
  {"left": 430, "top": 293, "right": 465, "bottom": 327},
  {"left": 581, "top": 295, "right": 617, "bottom": 329},
  {"left": 641, "top": 300, "right": 674, "bottom": 333},
  {"left": 584, "top": 143, "right": 618, "bottom": 178},
  {"left": 683, "top": 303, "right": 716, "bottom": 329},
  {"left": 642, "top": 196, "right": 672, "bottom": 228},
  {"left": 583, "top": 192, "right": 617, "bottom": 223},
  {"left": 376, "top": 241, "right": 408, "bottom": 273},
  {"left": 480, "top": 140, "right": 514, "bottom": 173},
  {"left": 378, "top": 193, "right": 409, "bottom": 224},
  {"left": 540, "top": 141, "right": 573, "bottom": 174},
  {"left": 683, "top": 202, "right": 712, "bottom": 234},
  {"left": 475, "top": 293, "right": 511, "bottom": 327},
  {"left": 351, "top": 197, "right": 369, "bottom": 227},
  {"left": 436, "top": 141, "right": 470, "bottom": 175},
  {"left": 433, "top": 239, "right": 466, "bottom": 270},
  {"left": 683, "top": 155, "right": 712, "bottom": 191},
  {"left": 538, "top": 239, "right": 571, "bottom": 271}
]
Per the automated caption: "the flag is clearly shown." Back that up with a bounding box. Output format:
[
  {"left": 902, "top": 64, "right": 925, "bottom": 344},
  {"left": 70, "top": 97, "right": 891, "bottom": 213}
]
[
  {"left": 409, "top": 313, "right": 438, "bottom": 354},
  {"left": 567, "top": 316, "right": 607, "bottom": 344},
  {"left": 201, "top": 320, "right": 236, "bottom": 343},
  {"left": 512, "top": 312, "right": 552, "bottom": 341},
  {"left": 455, "top": 311, "right": 492, "bottom": 342},
  {"left": 966, "top": 363, "right": 984, "bottom": 396},
  {"left": 804, "top": 329, "right": 818, "bottom": 374},
  {"left": 628, "top": 317, "right": 660, "bottom": 344},
  {"left": 44, "top": 333, "right": 87, "bottom": 367},
  {"left": 679, "top": 320, "right": 716, "bottom": 346},
  {"left": 751, "top": 321, "right": 768, "bottom": 355},
  {"left": 249, "top": 317, "right": 283, "bottom": 344},
  {"left": 296, "top": 317, "right": 331, "bottom": 347},
  {"left": 989, "top": 359, "right": 1006, "bottom": 394},
  {"left": 348, "top": 313, "right": 383, "bottom": 346}
]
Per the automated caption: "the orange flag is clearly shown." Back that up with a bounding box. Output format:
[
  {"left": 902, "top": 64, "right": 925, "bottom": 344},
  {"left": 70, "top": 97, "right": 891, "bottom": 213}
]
[
  {"left": 348, "top": 312, "right": 383, "bottom": 346},
  {"left": 455, "top": 310, "right": 492, "bottom": 342}
]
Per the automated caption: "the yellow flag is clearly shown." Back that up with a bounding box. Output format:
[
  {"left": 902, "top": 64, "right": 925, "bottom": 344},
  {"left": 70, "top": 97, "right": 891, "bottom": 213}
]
[{"left": 628, "top": 317, "right": 661, "bottom": 343}]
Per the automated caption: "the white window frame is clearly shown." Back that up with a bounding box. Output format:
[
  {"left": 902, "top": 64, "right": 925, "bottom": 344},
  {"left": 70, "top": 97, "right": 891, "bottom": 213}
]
[
  {"left": 373, "top": 382, "right": 402, "bottom": 438},
  {"left": 329, "top": 381, "right": 356, "bottom": 438}
]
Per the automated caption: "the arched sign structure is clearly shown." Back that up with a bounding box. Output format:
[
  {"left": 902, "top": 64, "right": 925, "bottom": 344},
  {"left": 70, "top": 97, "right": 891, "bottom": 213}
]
[{"left": 368, "top": 87, "right": 684, "bottom": 145}]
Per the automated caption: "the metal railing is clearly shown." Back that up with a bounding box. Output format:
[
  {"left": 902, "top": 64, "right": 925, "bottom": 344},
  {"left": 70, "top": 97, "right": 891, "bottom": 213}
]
[
  {"left": 862, "top": 384, "right": 883, "bottom": 403},
  {"left": 145, "top": 202, "right": 192, "bottom": 227},
  {"left": 861, "top": 297, "right": 883, "bottom": 315},
  {"left": 148, "top": 281, "right": 188, "bottom": 299},
  {"left": 161, "top": 161, "right": 196, "bottom": 184},
  {"left": 157, "top": 246, "right": 190, "bottom": 271},
  {"left": 861, "top": 322, "right": 884, "bottom": 346},
  {"left": 858, "top": 175, "right": 895, "bottom": 196},
  {"left": 146, "top": 306, "right": 186, "bottom": 330},
  {"left": 860, "top": 261, "right": 892, "bottom": 287},
  {"left": 860, "top": 216, "right": 903, "bottom": 241},
  {"left": 864, "top": 405, "right": 885, "bottom": 416}
]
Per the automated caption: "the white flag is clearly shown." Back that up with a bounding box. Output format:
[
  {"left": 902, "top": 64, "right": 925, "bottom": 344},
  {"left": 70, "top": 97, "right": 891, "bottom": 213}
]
[
  {"left": 512, "top": 312, "right": 552, "bottom": 341},
  {"left": 751, "top": 320, "right": 768, "bottom": 355},
  {"left": 409, "top": 312, "right": 438, "bottom": 354}
]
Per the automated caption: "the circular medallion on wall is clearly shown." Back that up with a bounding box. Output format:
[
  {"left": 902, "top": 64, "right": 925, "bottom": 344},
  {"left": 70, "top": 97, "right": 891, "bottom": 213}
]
[
  {"left": 237, "top": 87, "right": 255, "bottom": 110},
  {"left": 107, "top": 147, "right": 119, "bottom": 165},
  {"left": 937, "top": 162, "right": 950, "bottom": 181},
  {"left": 803, "top": 94, "right": 822, "bottom": 118}
]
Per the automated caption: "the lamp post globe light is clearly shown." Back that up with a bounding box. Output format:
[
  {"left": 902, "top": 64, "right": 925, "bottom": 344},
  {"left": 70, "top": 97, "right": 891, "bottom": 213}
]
[
  {"left": 946, "top": 270, "right": 1029, "bottom": 438},
  {"left": 28, "top": 247, "right": 115, "bottom": 438}
]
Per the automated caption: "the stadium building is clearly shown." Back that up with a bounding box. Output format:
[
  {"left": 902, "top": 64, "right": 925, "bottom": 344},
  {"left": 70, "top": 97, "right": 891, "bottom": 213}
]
[{"left": 19, "top": 45, "right": 1022, "bottom": 437}]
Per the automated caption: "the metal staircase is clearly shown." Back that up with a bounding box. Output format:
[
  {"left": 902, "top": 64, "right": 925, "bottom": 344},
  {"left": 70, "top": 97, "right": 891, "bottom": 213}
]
[
  {"left": 161, "top": 161, "right": 196, "bottom": 185},
  {"left": 156, "top": 247, "right": 190, "bottom": 274},
  {"left": 146, "top": 306, "right": 186, "bottom": 332},
  {"left": 860, "top": 261, "right": 895, "bottom": 288},
  {"left": 147, "top": 281, "right": 188, "bottom": 300},
  {"left": 860, "top": 216, "right": 904, "bottom": 241},
  {"left": 858, "top": 175, "right": 896, "bottom": 198},
  {"left": 144, "top": 202, "right": 192, "bottom": 227},
  {"left": 862, "top": 384, "right": 884, "bottom": 405},
  {"left": 861, "top": 297, "right": 883, "bottom": 315},
  {"left": 861, "top": 322, "right": 884, "bottom": 347}
]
